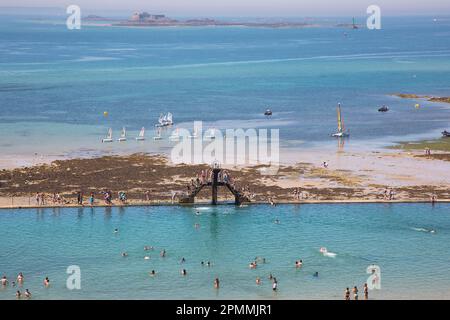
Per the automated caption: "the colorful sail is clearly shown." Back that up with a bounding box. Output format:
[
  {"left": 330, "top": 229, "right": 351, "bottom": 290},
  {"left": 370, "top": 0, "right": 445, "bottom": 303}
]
[{"left": 337, "top": 103, "right": 342, "bottom": 133}]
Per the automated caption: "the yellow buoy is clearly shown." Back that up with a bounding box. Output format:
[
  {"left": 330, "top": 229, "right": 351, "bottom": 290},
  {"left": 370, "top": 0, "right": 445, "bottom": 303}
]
[{"left": 103, "top": 111, "right": 108, "bottom": 117}]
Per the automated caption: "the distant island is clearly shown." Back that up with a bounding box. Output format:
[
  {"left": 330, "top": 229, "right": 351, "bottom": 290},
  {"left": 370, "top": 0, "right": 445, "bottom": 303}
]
[{"left": 107, "top": 12, "right": 313, "bottom": 28}]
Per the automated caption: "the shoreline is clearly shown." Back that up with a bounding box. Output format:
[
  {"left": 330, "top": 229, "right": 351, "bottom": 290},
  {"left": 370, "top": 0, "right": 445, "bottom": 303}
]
[{"left": 1, "top": 198, "right": 449, "bottom": 210}]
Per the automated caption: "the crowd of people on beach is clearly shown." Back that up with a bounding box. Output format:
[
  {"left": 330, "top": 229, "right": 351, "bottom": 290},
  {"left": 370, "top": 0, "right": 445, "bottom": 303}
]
[
  {"left": 344, "top": 283, "right": 369, "bottom": 300},
  {"left": 1, "top": 273, "right": 52, "bottom": 299}
]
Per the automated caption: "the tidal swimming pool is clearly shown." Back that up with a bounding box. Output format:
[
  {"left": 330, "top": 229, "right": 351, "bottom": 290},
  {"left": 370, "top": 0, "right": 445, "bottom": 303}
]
[{"left": 1, "top": 203, "right": 449, "bottom": 299}]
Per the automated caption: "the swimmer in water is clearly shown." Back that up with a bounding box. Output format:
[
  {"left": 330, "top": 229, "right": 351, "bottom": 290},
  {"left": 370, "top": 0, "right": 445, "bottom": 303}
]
[
  {"left": 313, "top": 272, "right": 319, "bottom": 277},
  {"left": 144, "top": 246, "right": 151, "bottom": 251},
  {"left": 17, "top": 272, "right": 24, "bottom": 284},
  {"left": 121, "top": 252, "right": 128, "bottom": 257},
  {"left": 43, "top": 277, "right": 50, "bottom": 287},
  {"left": 180, "top": 257, "right": 186, "bottom": 264},
  {"left": 181, "top": 269, "right": 187, "bottom": 276},
  {"left": 24, "top": 289, "right": 31, "bottom": 298},
  {"left": 1, "top": 276, "right": 8, "bottom": 286},
  {"left": 214, "top": 278, "right": 220, "bottom": 289},
  {"left": 201, "top": 261, "right": 204, "bottom": 266},
  {"left": 16, "top": 290, "right": 21, "bottom": 299},
  {"left": 206, "top": 261, "right": 211, "bottom": 267},
  {"left": 194, "top": 223, "right": 200, "bottom": 229},
  {"left": 114, "top": 228, "right": 118, "bottom": 233},
  {"left": 272, "top": 278, "right": 278, "bottom": 291},
  {"left": 149, "top": 270, "right": 156, "bottom": 276},
  {"left": 160, "top": 249, "right": 166, "bottom": 257},
  {"left": 295, "top": 260, "right": 303, "bottom": 268},
  {"left": 274, "top": 219, "right": 280, "bottom": 224},
  {"left": 256, "top": 277, "right": 261, "bottom": 285},
  {"left": 268, "top": 273, "right": 273, "bottom": 280}
]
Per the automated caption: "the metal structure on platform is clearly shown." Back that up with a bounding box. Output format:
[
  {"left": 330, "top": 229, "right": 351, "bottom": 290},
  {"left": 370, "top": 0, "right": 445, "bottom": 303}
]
[{"left": 179, "top": 162, "right": 250, "bottom": 205}]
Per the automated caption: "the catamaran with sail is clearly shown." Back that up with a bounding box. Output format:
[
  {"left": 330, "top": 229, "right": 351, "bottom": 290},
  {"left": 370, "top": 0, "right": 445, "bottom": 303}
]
[
  {"left": 117, "top": 127, "right": 127, "bottom": 142},
  {"left": 155, "top": 112, "right": 174, "bottom": 127},
  {"left": 331, "top": 103, "right": 350, "bottom": 138},
  {"left": 102, "top": 128, "right": 113, "bottom": 143},
  {"left": 136, "top": 127, "right": 146, "bottom": 141}
]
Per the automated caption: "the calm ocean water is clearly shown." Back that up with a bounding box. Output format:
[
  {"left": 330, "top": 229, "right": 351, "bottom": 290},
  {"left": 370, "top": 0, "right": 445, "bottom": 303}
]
[
  {"left": 0, "top": 203, "right": 449, "bottom": 300},
  {"left": 0, "top": 15, "right": 450, "bottom": 159}
]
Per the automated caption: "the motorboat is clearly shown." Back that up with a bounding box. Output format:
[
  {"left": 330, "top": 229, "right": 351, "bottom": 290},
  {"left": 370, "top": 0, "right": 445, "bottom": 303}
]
[{"left": 378, "top": 105, "right": 389, "bottom": 112}]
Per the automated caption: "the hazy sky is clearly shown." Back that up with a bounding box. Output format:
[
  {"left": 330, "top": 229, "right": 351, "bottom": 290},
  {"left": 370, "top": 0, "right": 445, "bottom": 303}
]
[{"left": 2, "top": 0, "right": 450, "bottom": 16}]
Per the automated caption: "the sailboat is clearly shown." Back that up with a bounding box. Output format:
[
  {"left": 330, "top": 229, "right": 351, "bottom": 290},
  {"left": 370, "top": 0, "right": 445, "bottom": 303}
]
[
  {"left": 166, "top": 112, "right": 173, "bottom": 125},
  {"left": 102, "top": 128, "right": 113, "bottom": 143},
  {"left": 331, "top": 103, "right": 350, "bottom": 138},
  {"left": 188, "top": 127, "right": 199, "bottom": 139},
  {"left": 204, "top": 128, "right": 217, "bottom": 140},
  {"left": 117, "top": 127, "right": 127, "bottom": 142},
  {"left": 153, "top": 127, "right": 162, "bottom": 140},
  {"left": 169, "top": 128, "right": 180, "bottom": 141},
  {"left": 155, "top": 112, "right": 174, "bottom": 127},
  {"left": 136, "top": 127, "right": 146, "bottom": 141},
  {"left": 352, "top": 17, "right": 358, "bottom": 29}
]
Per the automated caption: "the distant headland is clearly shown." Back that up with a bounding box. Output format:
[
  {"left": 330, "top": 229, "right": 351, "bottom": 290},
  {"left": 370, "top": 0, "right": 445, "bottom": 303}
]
[{"left": 83, "top": 12, "right": 352, "bottom": 28}]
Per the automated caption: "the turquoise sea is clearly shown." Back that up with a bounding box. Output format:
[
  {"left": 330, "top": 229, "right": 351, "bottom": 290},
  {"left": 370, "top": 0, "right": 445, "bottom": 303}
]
[
  {"left": 0, "top": 15, "right": 450, "bottom": 159},
  {"left": 1, "top": 203, "right": 450, "bottom": 300}
]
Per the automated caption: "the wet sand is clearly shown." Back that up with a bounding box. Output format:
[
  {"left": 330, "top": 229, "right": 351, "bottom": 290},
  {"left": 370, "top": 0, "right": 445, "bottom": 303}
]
[{"left": 1, "top": 147, "right": 449, "bottom": 209}]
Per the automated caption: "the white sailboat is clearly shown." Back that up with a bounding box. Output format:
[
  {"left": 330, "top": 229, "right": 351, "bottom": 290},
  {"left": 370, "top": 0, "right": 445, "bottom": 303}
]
[
  {"left": 117, "top": 127, "right": 127, "bottom": 142},
  {"left": 169, "top": 128, "right": 180, "bottom": 141},
  {"left": 155, "top": 112, "right": 174, "bottom": 127},
  {"left": 136, "top": 127, "right": 146, "bottom": 141},
  {"left": 166, "top": 112, "right": 173, "bottom": 125},
  {"left": 204, "top": 128, "right": 217, "bottom": 140},
  {"left": 102, "top": 128, "right": 113, "bottom": 143},
  {"left": 331, "top": 103, "right": 350, "bottom": 138},
  {"left": 188, "top": 127, "right": 199, "bottom": 139},
  {"left": 153, "top": 127, "right": 162, "bottom": 140}
]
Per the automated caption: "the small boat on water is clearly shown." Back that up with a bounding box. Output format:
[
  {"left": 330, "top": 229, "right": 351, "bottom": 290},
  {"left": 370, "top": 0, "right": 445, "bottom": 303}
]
[
  {"left": 442, "top": 130, "right": 450, "bottom": 137},
  {"left": 155, "top": 112, "right": 173, "bottom": 127},
  {"left": 264, "top": 109, "right": 272, "bottom": 116},
  {"left": 204, "top": 128, "right": 217, "bottom": 140},
  {"left": 153, "top": 127, "right": 162, "bottom": 140},
  {"left": 117, "top": 127, "right": 127, "bottom": 142},
  {"left": 169, "top": 128, "right": 180, "bottom": 141},
  {"left": 188, "top": 127, "right": 199, "bottom": 139},
  {"left": 331, "top": 103, "right": 350, "bottom": 138},
  {"left": 102, "top": 128, "right": 113, "bottom": 143},
  {"left": 136, "top": 127, "right": 146, "bottom": 141},
  {"left": 378, "top": 105, "right": 389, "bottom": 112}
]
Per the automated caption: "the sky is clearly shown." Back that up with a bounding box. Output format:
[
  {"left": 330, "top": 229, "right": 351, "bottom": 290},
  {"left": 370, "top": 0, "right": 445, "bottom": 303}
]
[{"left": 1, "top": 0, "right": 450, "bottom": 16}]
